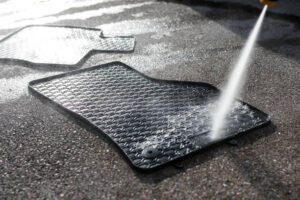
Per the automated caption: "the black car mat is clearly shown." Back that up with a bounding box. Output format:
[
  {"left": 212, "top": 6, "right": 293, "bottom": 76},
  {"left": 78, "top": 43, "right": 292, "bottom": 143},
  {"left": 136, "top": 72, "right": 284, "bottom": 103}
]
[
  {"left": 28, "top": 62, "right": 270, "bottom": 170},
  {"left": 0, "top": 25, "right": 135, "bottom": 66}
]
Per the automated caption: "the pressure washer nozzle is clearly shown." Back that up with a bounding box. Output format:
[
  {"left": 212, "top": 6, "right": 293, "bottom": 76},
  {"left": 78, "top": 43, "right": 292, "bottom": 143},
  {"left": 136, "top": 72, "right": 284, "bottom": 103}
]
[{"left": 260, "top": 0, "right": 277, "bottom": 7}]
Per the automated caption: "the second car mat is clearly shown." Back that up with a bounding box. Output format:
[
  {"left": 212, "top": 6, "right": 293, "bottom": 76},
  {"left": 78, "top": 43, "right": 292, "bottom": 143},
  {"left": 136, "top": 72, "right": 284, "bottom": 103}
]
[{"left": 0, "top": 25, "right": 135, "bottom": 66}]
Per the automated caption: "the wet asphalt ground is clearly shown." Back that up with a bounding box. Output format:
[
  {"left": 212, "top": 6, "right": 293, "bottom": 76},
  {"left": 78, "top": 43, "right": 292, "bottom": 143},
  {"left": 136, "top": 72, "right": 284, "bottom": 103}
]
[{"left": 0, "top": 0, "right": 299, "bottom": 199}]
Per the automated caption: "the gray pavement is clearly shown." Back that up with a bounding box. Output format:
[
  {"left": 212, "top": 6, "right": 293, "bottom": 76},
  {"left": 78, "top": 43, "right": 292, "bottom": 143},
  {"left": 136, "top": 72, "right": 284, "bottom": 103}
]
[{"left": 0, "top": 0, "right": 299, "bottom": 199}]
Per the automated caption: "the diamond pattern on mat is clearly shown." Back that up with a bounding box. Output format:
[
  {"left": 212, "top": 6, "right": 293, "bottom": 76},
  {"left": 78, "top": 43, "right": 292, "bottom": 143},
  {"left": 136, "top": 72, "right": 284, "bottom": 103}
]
[{"left": 29, "top": 62, "right": 269, "bottom": 169}]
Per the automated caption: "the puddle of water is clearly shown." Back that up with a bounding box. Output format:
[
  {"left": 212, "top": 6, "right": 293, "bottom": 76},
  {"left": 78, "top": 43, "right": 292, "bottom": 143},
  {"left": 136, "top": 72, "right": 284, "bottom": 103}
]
[
  {"left": 0, "top": 1, "right": 153, "bottom": 30},
  {"left": 0, "top": 0, "right": 110, "bottom": 24}
]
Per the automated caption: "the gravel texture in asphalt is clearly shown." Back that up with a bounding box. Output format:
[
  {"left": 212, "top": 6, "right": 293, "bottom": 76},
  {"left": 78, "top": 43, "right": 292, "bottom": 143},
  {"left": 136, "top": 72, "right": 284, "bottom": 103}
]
[{"left": 0, "top": 0, "right": 299, "bottom": 199}]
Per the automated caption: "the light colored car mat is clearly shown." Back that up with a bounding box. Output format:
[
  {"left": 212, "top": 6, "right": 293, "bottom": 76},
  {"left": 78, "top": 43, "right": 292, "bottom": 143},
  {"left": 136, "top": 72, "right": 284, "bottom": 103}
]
[{"left": 0, "top": 25, "right": 135, "bottom": 66}]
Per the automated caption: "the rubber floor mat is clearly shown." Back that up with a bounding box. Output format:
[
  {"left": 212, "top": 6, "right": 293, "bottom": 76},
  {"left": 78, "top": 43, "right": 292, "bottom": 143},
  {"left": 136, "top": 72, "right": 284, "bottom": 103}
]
[
  {"left": 0, "top": 25, "right": 135, "bottom": 66},
  {"left": 28, "top": 62, "right": 270, "bottom": 170}
]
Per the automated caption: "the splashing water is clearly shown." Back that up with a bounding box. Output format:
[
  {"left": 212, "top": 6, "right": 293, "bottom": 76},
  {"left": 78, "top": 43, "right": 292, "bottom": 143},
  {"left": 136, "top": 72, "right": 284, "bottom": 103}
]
[{"left": 210, "top": 5, "right": 268, "bottom": 140}]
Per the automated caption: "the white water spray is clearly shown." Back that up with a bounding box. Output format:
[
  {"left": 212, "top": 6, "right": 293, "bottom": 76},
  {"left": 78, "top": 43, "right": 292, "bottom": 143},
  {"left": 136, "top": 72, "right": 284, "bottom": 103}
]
[{"left": 210, "top": 5, "right": 268, "bottom": 140}]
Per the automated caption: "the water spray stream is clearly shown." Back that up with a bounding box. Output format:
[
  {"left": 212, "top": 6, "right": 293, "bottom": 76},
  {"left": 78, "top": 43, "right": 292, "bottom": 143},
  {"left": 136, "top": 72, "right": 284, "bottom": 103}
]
[{"left": 210, "top": 5, "right": 268, "bottom": 140}]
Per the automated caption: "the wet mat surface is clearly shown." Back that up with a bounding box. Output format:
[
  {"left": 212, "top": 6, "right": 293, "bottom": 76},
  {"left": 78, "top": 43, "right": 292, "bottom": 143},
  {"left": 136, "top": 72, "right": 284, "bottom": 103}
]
[
  {"left": 0, "top": 25, "right": 135, "bottom": 66},
  {"left": 29, "top": 62, "right": 269, "bottom": 170}
]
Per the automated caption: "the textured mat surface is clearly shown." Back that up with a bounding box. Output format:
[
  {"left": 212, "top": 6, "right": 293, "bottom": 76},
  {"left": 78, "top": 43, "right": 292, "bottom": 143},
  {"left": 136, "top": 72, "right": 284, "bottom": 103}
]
[
  {"left": 0, "top": 25, "right": 135, "bottom": 66},
  {"left": 29, "top": 62, "right": 269, "bottom": 170}
]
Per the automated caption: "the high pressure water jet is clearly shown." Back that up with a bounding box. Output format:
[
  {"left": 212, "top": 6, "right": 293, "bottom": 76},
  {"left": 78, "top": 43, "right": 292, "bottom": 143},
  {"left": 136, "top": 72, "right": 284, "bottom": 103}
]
[{"left": 210, "top": 2, "right": 273, "bottom": 140}]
